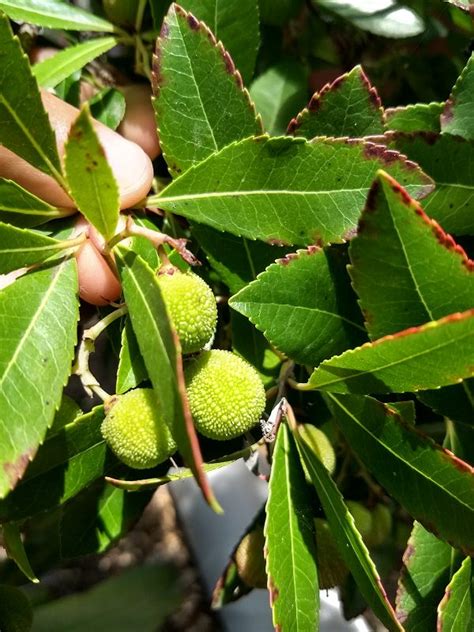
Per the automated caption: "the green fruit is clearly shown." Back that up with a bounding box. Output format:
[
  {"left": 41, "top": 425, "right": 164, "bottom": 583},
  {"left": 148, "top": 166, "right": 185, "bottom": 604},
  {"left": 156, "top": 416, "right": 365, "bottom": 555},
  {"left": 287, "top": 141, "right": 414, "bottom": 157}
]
[
  {"left": 185, "top": 350, "right": 266, "bottom": 440},
  {"left": 302, "top": 425, "right": 336, "bottom": 475},
  {"left": 346, "top": 501, "right": 373, "bottom": 541},
  {"left": 102, "top": 0, "right": 137, "bottom": 27},
  {"left": 367, "top": 504, "right": 392, "bottom": 547},
  {"left": 101, "top": 389, "right": 176, "bottom": 469},
  {"left": 0, "top": 584, "right": 33, "bottom": 632},
  {"left": 158, "top": 268, "right": 217, "bottom": 355},
  {"left": 314, "top": 519, "right": 349, "bottom": 589},
  {"left": 234, "top": 527, "right": 267, "bottom": 589}
]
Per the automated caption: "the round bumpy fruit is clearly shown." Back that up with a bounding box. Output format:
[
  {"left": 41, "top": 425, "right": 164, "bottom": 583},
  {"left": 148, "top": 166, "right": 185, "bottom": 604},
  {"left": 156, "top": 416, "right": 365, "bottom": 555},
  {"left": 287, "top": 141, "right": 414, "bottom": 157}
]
[
  {"left": 101, "top": 389, "right": 176, "bottom": 469},
  {"left": 235, "top": 527, "right": 267, "bottom": 589},
  {"left": 314, "top": 519, "right": 349, "bottom": 589},
  {"left": 346, "top": 501, "right": 373, "bottom": 541},
  {"left": 185, "top": 350, "right": 266, "bottom": 440},
  {"left": 157, "top": 268, "right": 217, "bottom": 355}
]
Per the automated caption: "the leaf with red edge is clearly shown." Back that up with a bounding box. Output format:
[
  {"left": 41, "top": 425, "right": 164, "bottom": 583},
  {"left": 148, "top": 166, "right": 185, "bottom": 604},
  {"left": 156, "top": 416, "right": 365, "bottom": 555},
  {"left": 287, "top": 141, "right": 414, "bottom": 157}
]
[
  {"left": 349, "top": 170, "right": 474, "bottom": 340},
  {"left": 115, "top": 247, "right": 221, "bottom": 513},
  {"left": 384, "top": 102, "right": 443, "bottom": 134},
  {"left": 396, "top": 521, "right": 460, "bottom": 631},
  {"left": 288, "top": 65, "right": 384, "bottom": 139},
  {"left": 325, "top": 393, "right": 474, "bottom": 554},
  {"left": 389, "top": 132, "right": 474, "bottom": 236},
  {"left": 265, "top": 422, "right": 319, "bottom": 631},
  {"left": 437, "top": 556, "right": 474, "bottom": 631},
  {"left": 309, "top": 310, "right": 474, "bottom": 394},
  {"left": 441, "top": 53, "right": 474, "bottom": 141}
]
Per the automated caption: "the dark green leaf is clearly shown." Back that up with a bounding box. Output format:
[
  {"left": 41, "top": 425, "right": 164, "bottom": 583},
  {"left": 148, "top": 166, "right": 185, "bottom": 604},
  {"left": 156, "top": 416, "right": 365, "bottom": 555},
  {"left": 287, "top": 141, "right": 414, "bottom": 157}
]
[
  {"left": 309, "top": 310, "right": 474, "bottom": 394},
  {"left": 419, "top": 381, "right": 474, "bottom": 427},
  {"left": 150, "top": 136, "right": 433, "bottom": 247},
  {"left": 0, "top": 0, "right": 115, "bottom": 32},
  {"left": 192, "top": 224, "right": 287, "bottom": 293},
  {"left": 2, "top": 522, "right": 38, "bottom": 582},
  {"left": 116, "top": 317, "right": 148, "bottom": 394},
  {"left": 325, "top": 394, "right": 474, "bottom": 554},
  {"left": 316, "top": 0, "right": 425, "bottom": 38},
  {"left": 180, "top": 0, "right": 259, "bottom": 83},
  {"left": 115, "top": 248, "right": 220, "bottom": 512},
  {"left": 259, "top": 0, "right": 304, "bottom": 25},
  {"left": 64, "top": 105, "right": 119, "bottom": 240},
  {"left": 31, "top": 565, "right": 182, "bottom": 632},
  {"left": 0, "top": 222, "right": 69, "bottom": 274},
  {"left": 294, "top": 420, "right": 402, "bottom": 631},
  {"left": 0, "top": 407, "right": 112, "bottom": 522},
  {"left": 33, "top": 38, "right": 117, "bottom": 89},
  {"left": 250, "top": 61, "right": 308, "bottom": 135},
  {"left": 265, "top": 422, "right": 319, "bottom": 630},
  {"left": 230, "top": 246, "right": 367, "bottom": 366},
  {"left": 88, "top": 88, "right": 126, "bottom": 130},
  {"left": 59, "top": 482, "right": 152, "bottom": 558},
  {"left": 0, "top": 179, "right": 72, "bottom": 228},
  {"left": 152, "top": 3, "right": 261, "bottom": 177},
  {"left": 349, "top": 171, "right": 474, "bottom": 340},
  {"left": 289, "top": 66, "right": 384, "bottom": 139},
  {"left": 0, "top": 585, "right": 32, "bottom": 632},
  {"left": 0, "top": 259, "right": 78, "bottom": 499},
  {"left": 437, "top": 556, "right": 474, "bottom": 631},
  {"left": 390, "top": 132, "right": 474, "bottom": 236},
  {"left": 384, "top": 103, "right": 443, "bottom": 134},
  {"left": 0, "top": 14, "right": 63, "bottom": 184},
  {"left": 396, "top": 522, "right": 458, "bottom": 631},
  {"left": 441, "top": 54, "right": 474, "bottom": 141}
]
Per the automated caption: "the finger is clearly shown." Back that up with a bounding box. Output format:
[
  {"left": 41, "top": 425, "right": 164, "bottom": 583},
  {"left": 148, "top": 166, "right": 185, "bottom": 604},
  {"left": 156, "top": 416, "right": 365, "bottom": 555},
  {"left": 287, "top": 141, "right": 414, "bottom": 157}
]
[{"left": 118, "top": 84, "right": 161, "bottom": 160}]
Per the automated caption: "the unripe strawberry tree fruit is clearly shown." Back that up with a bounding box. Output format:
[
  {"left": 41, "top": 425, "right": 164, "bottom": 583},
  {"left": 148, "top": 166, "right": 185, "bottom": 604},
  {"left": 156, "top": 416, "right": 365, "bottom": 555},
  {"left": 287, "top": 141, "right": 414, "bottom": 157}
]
[
  {"left": 185, "top": 350, "right": 266, "bottom": 440},
  {"left": 157, "top": 267, "right": 217, "bottom": 355},
  {"left": 101, "top": 389, "right": 176, "bottom": 469},
  {"left": 0, "top": 3, "right": 472, "bottom": 630}
]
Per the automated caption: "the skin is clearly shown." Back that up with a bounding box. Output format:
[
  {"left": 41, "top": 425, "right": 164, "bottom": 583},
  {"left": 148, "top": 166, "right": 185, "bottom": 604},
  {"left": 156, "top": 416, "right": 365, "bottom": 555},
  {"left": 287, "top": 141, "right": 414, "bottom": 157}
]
[
  {"left": 0, "top": 91, "right": 154, "bottom": 209},
  {"left": 118, "top": 85, "right": 161, "bottom": 160},
  {"left": 74, "top": 216, "right": 122, "bottom": 306}
]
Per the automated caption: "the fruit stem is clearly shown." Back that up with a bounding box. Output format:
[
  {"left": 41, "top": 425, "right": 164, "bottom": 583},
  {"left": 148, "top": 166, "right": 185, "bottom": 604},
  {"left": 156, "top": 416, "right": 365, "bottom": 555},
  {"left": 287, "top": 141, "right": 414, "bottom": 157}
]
[
  {"left": 106, "top": 216, "right": 201, "bottom": 266},
  {"left": 73, "top": 305, "right": 128, "bottom": 401}
]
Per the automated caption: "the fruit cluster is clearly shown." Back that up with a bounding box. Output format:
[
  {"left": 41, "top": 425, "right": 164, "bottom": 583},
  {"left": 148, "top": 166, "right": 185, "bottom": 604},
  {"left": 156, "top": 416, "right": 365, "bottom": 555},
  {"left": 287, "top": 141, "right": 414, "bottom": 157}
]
[{"left": 101, "top": 266, "right": 266, "bottom": 469}]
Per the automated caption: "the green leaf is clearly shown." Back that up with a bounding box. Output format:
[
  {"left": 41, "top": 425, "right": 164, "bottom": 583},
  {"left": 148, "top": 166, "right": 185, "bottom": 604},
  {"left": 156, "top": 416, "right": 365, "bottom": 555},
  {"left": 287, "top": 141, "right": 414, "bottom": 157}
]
[
  {"left": 88, "top": 88, "right": 126, "bottom": 130},
  {"left": 0, "top": 259, "right": 78, "bottom": 499},
  {"left": 288, "top": 66, "right": 384, "bottom": 139},
  {"left": 396, "top": 522, "right": 458, "bottom": 631},
  {"left": 32, "top": 38, "right": 117, "bottom": 89},
  {"left": 309, "top": 310, "right": 474, "bottom": 394},
  {"left": 115, "top": 248, "right": 220, "bottom": 512},
  {"left": 384, "top": 103, "right": 443, "bottom": 134},
  {"left": 0, "top": 179, "right": 72, "bottom": 228},
  {"left": 59, "top": 483, "right": 152, "bottom": 558},
  {"left": 265, "top": 422, "right": 319, "bottom": 631},
  {"left": 0, "top": 585, "right": 33, "bottom": 632},
  {"left": 437, "top": 556, "right": 474, "bottom": 631},
  {"left": 64, "top": 105, "right": 119, "bottom": 240},
  {"left": 325, "top": 394, "right": 474, "bottom": 554},
  {"left": 250, "top": 61, "right": 308, "bottom": 136},
  {"left": 230, "top": 245, "right": 367, "bottom": 366},
  {"left": 0, "top": 0, "right": 115, "bottom": 32},
  {"left": 0, "top": 407, "right": 113, "bottom": 522},
  {"left": 390, "top": 132, "right": 474, "bottom": 236},
  {"left": 116, "top": 317, "right": 148, "bottom": 394},
  {"left": 150, "top": 136, "right": 433, "bottom": 247},
  {"left": 152, "top": 3, "right": 262, "bottom": 177},
  {"left": 31, "top": 565, "right": 182, "bottom": 632},
  {"left": 179, "top": 0, "right": 260, "bottom": 83},
  {"left": 2, "top": 522, "right": 38, "bottom": 583},
  {"left": 0, "top": 222, "right": 72, "bottom": 274},
  {"left": 349, "top": 171, "right": 474, "bottom": 340},
  {"left": 259, "top": 0, "right": 304, "bottom": 25},
  {"left": 192, "top": 224, "right": 287, "bottom": 293},
  {"left": 441, "top": 53, "right": 474, "bottom": 141},
  {"left": 0, "top": 13, "right": 63, "bottom": 184},
  {"left": 348, "top": 170, "right": 474, "bottom": 430},
  {"left": 316, "top": 0, "right": 425, "bottom": 38},
  {"left": 294, "top": 420, "right": 402, "bottom": 631}
]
